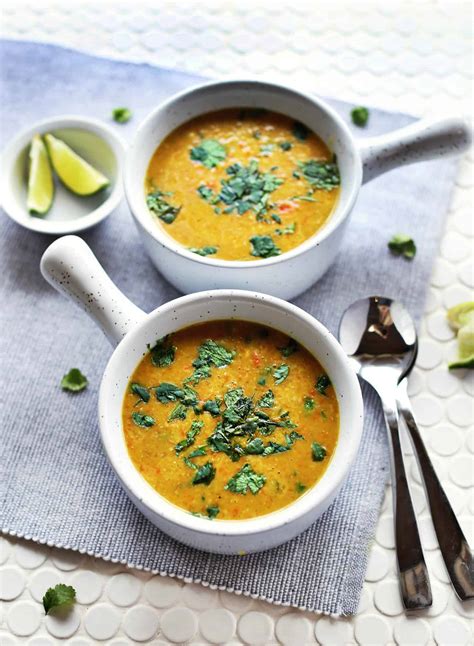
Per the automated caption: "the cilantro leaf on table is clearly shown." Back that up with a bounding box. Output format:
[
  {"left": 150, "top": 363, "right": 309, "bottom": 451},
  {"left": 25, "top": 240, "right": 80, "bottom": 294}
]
[
  {"left": 190, "top": 139, "right": 226, "bottom": 168},
  {"left": 112, "top": 107, "right": 132, "bottom": 124},
  {"left": 351, "top": 106, "right": 369, "bottom": 127},
  {"left": 61, "top": 368, "right": 88, "bottom": 392},
  {"left": 388, "top": 234, "right": 417, "bottom": 259},
  {"left": 42, "top": 584, "right": 76, "bottom": 615},
  {"left": 225, "top": 463, "right": 266, "bottom": 495}
]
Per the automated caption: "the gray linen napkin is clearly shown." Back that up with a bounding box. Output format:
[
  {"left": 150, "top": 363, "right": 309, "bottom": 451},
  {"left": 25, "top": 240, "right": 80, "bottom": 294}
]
[{"left": 0, "top": 40, "right": 458, "bottom": 615}]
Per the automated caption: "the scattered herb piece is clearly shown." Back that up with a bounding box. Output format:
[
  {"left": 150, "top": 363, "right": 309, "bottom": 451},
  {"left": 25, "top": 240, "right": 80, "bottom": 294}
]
[
  {"left": 298, "top": 159, "right": 340, "bottom": 191},
  {"left": 279, "top": 141, "right": 292, "bottom": 151},
  {"left": 316, "top": 374, "right": 331, "bottom": 396},
  {"left": 188, "top": 445, "right": 207, "bottom": 458},
  {"left": 278, "top": 338, "right": 299, "bottom": 357},
  {"left": 245, "top": 437, "right": 265, "bottom": 454},
  {"left": 351, "top": 106, "right": 369, "bottom": 127},
  {"left": 146, "top": 189, "right": 181, "bottom": 224},
  {"left": 273, "top": 364, "right": 290, "bottom": 385},
  {"left": 194, "top": 339, "right": 235, "bottom": 369},
  {"left": 388, "top": 234, "right": 417, "bottom": 259},
  {"left": 292, "top": 121, "right": 310, "bottom": 140},
  {"left": 275, "top": 223, "right": 296, "bottom": 235},
  {"left": 225, "top": 463, "right": 266, "bottom": 495},
  {"left": 184, "top": 364, "right": 212, "bottom": 386},
  {"left": 304, "top": 396, "right": 315, "bottom": 412},
  {"left": 203, "top": 399, "right": 222, "bottom": 417},
  {"left": 250, "top": 235, "right": 281, "bottom": 258},
  {"left": 42, "top": 584, "right": 76, "bottom": 615},
  {"left": 150, "top": 335, "right": 176, "bottom": 367},
  {"left": 257, "top": 375, "right": 267, "bottom": 386},
  {"left": 130, "top": 382, "right": 150, "bottom": 403},
  {"left": 190, "top": 139, "right": 226, "bottom": 168},
  {"left": 192, "top": 461, "right": 216, "bottom": 485},
  {"left": 168, "top": 403, "right": 187, "bottom": 422},
  {"left": 257, "top": 389, "right": 275, "bottom": 408},
  {"left": 311, "top": 441, "right": 327, "bottom": 462},
  {"left": 61, "top": 368, "right": 88, "bottom": 392},
  {"left": 271, "top": 213, "right": 282, "bottom": 224},
  {"left": 189, "top": 246, "right": 218, "bottom": 257},
  {"left": 206, "top": 505, "right": 220, "bottom": 519},
  {"left": 219, "top": 161, "right": 283, "bottom": 219},
  {"left": 197, "top": 185, "right": 219, "bottom": 204},
  {"left": 155, "top": 382, "right": 184, "bottom": 403},
  {"left": 175, "top": 420, "right": 203, "bottom": 454},
  {"left": 131, "top": 412, "right": 155, "bottom": 428},
  {"left": 286, "top": 430, "right": 304, "bottom": 446},
  {"left": 296, "top": 482, "right": 307, "bottom": 493},
  {"left": 112, "top": 107, "right": 132, "bottom": 124}
]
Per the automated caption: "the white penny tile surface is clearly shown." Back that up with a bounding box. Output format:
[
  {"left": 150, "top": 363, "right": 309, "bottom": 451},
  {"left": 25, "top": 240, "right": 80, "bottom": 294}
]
[{"left": 0, "top": 0, "right": 473, "bottom": 644}]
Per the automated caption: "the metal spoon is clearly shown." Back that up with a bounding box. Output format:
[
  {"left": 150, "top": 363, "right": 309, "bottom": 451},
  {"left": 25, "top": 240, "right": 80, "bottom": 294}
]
[{"left": 339, "top": 296, "right": 432, "bottom": 610}]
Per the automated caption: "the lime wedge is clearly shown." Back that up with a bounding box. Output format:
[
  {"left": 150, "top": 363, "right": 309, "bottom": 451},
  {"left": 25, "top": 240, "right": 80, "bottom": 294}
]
[
  {"left": 447, "top": 301, "right": 474, "bottom": 369},
  {"left": 27, "top": 134, "right": 54, "bottom": 216},
  {"left": 44, "top": 133, "right": 109, "bottom": 196}
]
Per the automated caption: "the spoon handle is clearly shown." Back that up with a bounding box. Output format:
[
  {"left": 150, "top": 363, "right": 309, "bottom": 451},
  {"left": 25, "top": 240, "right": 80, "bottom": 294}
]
[
  {"left": 397, "top": 378, "right": 474, "bottom": 601},
  {"left": 380, "top": 395, "right": 432, "bottom": 610}
]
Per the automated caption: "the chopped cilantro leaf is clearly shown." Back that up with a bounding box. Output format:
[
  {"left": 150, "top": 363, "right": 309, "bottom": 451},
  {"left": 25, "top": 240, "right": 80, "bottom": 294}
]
[
  {"left": 271, "top": 213, "right": 282, "bottom": 224},
  {"left": 312, "top": 441, "right": 327, "bottom": 461},
  {"left": 304, "top": 396, "right": 315, "bottom": 412},
  {"left": 197, "top": 185, "right": 218, "bottom": 203},
  {"left": 316, "top": 374, "right": 331, "bottom": 396},
  {"left": 203, "top": 399, "right": 221, "bottom": 417},
  {"left": 189, "top": 246, "right": 218, "bottom": 257},
  {"left": 250, "top": 235, "right": 281, "bottom": 258},
  {"left": 131, "top": 412, "right": 155, "bottom": 428},
  {"left": 61, "top": 368, "right": 88, "bottom": 392},
  {"left": 219, "top": 161, "right": 283, "bottom": 219},
  {"left": 273, "top": 364, "right": 290, "bottom": 385},
  {"left": 225, "top": 463, "right": 266, "bottom": 495},
  {"left": 245, "top": 437, "right": 265, "bottom": 454},
  {"left": 206, "top": 505, "right": 219, "bottom": 519},
  {"left": 146, "top": 189, "right": 181, "bottom": 224},
  {"left": 194, "top": 339, "right": 235, "bottom": 368},
  {"left": 175, "top": 420, "right": 203, "bottom": 454},
  {"left": 279, "top": 141, "right": 292, "bottom": 151},
  {"left": 190, "top": 139, "right": 226, "bottom": 168},
  {"left": 275, "top": 223, "right": 296, "bottom": 235},
  {"left": 286, "top": 430, "right": 304, "bottom": 446},
  {"left": 257, "top": 389, "right": 275, "bottom": 408},
  {"left": 298, "top": 159, "right": 340, "bottom": 191},
  {"left": 130, "top": 382, "right": 150, "bottom": 403},
  {"left": 292, "top": 121, "right": 310, "bottom": 140},
  {"left": 168, "top": 403, "right": 187, "bottom": 422},
  {"left": 278, "top": 338, "right": 299, "bottom": 357},
  {"left": 351, "top": 106, "right": 369, "bottom": 127},
  {"left": 112, "top": 107, "right": 132, "bottom": 124},
  {"left": 42, "top": 583, "right": 76, "bottom": 615},
  {"left": 154, "top": 382, "right": 184, "bottom": 403},
  {"left": 296, "top": 482, "right": 307, "bottom": 493},
  {"left": 188, "top": 445, "right": 207, "bottom": 458},
  {"left": 150, "top": 335, "right": 176, "bottom": 367},
  {"left": 184, "top": 364, "right": 211, "bottom": 386},
  {"left": 388, "top": 234, "right": 416, "bottom": 259},
  {"left": 192, "top": 461, "right": 216, "bottom": 485}
]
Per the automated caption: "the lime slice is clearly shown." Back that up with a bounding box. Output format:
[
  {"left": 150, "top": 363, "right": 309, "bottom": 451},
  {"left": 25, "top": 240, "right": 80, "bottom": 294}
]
[
  {"left": 44, "top": 133, "right": 109, "bottom": 196},
  {"left": 447, "top": 301, "right": 474, "bottom": 369},
  {"left": 27, "top": 134, "right": 54, "bottom": 216}
]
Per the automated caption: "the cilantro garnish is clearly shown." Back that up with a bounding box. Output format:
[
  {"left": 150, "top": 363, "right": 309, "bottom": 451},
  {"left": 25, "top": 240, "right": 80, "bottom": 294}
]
[
  {"left": 61, "top": 368, "right": 88, "bottom": 393},
  {"left": 191, "top": 505, "right": 220, "bottom": 520},
  {"left": 225, "top": 463, "right": 266, "bottom": 495},
  {"left": 351, "top": 106, "right": 369, "bottom": 127},
  {"left": 190, "top": 139, "right": 226, "bottom": 168},
  {"left": 168, "top": 403, "right": 187, "bottom": 422},
  {"left": 298, "top": 159, "right": 340, "bottom": 191},
  {"left": 278, "top": 338, "right": 299, "bottom": 357},
  {"left": 275, "top": 223, "right": 296, "bottom": 235},
  {"left": 150, "top": 335, "right": 176, "bottom": 367},
  {"left": 189, "top": 246, "right": 218, "bottom": 257},
  {"left": 146, "top": 189, "right": 181, "bottom": 224},
  {"left": 311, "top": 441, "right": 327, "bottom": 462},
  {"left": 273, "top": 364, "right": 290, "bottom": 385},
  {"left": 219, "top": 161, "right": 283, "bottom": 218},
  {"left": 256, "top": 389, "right": 274, "bottom": 408},
  {"left": 316, "top": 374, "right": 331, "bottom": 396},
  {"left": 197, "top": 185, "right": 219, "bottom": 204},
  {"left": 296, "top": 482, "right": 307, "bottom": 493},
  {"left": 131, "top": 412, "right": 155, "bottom": 428},
  {"left": 184, "top": 364, "right": 211, "bottom": 386},
  {"left": 292, "top": 121, "right": 310, "bottom": 140},
  {"left": 154, "top": 382, "right": 184, "bottom": 403},
  {"left": 192, "top": 461, "right": 216, "bottom": 485},
  {"left": 279, "top": 141, "right": 292, "bottom": 151},
  {"left": 203, "top": 399, "right": 222, "bottom": 416},
  {"left": 188, "top": 445, "right": 207, "bottom": 458},
  {"left": 388, "top": 234, "right": 416, "bottom": 259},
  {"left": 175, "top": 420, "right": 203, "bottom": 455},
  {"left": 304, "top": 396, "right": 315, "bottom": 411},
  {"left": 112, "top": 107, "right": 132, "bottom": 124},
  {"left": 130, "top": 382, "right": 150, "bottom": 404},
  {"left": 42, "top": 584, "right": 76, "bottom": 615},
  {"left": 250, "top": 235, "right": 281, "bottom": 258},
  {"left": 194, "top": 339, "right": 235, "bottom": 368}
]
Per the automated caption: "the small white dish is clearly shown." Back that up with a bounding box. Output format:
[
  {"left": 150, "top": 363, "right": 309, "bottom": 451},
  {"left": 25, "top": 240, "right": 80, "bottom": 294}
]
[
  {"left": 1, "top": 115, "right": 126, "bottom": 235},
  {"left": 40, "top": 235, "right": 364, "bottom": 555}
]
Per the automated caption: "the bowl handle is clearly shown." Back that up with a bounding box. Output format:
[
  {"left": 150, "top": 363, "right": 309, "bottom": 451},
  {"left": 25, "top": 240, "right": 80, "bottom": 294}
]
[
  {"left": 40, "top": 235, "right": 147, "bottom": 347},
  {"left": 358, "top": 116, "right": 472, "bottom": 184}
]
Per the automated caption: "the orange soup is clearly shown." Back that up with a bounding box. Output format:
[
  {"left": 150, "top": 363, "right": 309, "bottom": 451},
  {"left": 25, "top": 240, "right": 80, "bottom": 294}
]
[
  {"left": 122, "top": 320, "right": 339, "bottom": 520},
  {"left": 145, "top": 109, "right": 340, "bottom": 261}
]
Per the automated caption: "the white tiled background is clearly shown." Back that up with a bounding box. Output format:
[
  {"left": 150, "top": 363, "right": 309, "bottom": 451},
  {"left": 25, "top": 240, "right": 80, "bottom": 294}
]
[{"left": 0, "top": 1, "right": 473, "bottom": 644}]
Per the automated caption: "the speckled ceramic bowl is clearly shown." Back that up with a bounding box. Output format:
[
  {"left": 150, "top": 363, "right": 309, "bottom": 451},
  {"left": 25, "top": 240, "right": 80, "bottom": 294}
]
[
  {"left": 40, "top": 235, "right": 363, "bottom": 555},
  {"left": 124, "top": 79, "right": 471, "bottom": 300}
]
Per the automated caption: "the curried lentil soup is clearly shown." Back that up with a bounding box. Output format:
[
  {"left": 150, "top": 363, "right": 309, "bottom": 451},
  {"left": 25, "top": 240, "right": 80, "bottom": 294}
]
[
  {"left": 145, "top": 109, "right": 340, "bottom": 261},
  {"left": 122, "top": 320, "right": 339, "bottom": 520}
]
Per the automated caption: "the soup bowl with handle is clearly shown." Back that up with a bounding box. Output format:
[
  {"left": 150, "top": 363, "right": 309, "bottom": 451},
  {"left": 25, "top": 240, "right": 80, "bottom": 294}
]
[
  {"left": 40, "top": 235, "right": 363, "bottom": 555},
  {"left": 124, "top": 79, "right": 471, "bottom": 300}
]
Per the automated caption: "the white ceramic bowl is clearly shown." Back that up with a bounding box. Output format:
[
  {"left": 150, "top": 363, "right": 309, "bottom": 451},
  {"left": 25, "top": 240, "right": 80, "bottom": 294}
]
[
  {"left": 124, "top": 79, "right": 471, "bottom": 300},
  {"left": 1, "top": 115, "right": 126, "bottom": 234},
  {"left": 40, "top": 235, "right": 363, "bottom": 555}
]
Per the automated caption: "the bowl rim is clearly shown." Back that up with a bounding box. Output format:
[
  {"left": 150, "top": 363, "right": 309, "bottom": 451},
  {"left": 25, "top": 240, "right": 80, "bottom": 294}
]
[
  {"left": 98, "top": 289, "right": 364, "bottom": 538},
  {"left": 0, "top": 114, "right": 126, "bottom": 235},
  {"left": 124, "top": 78, "right": 362, "bottom": 269}
]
